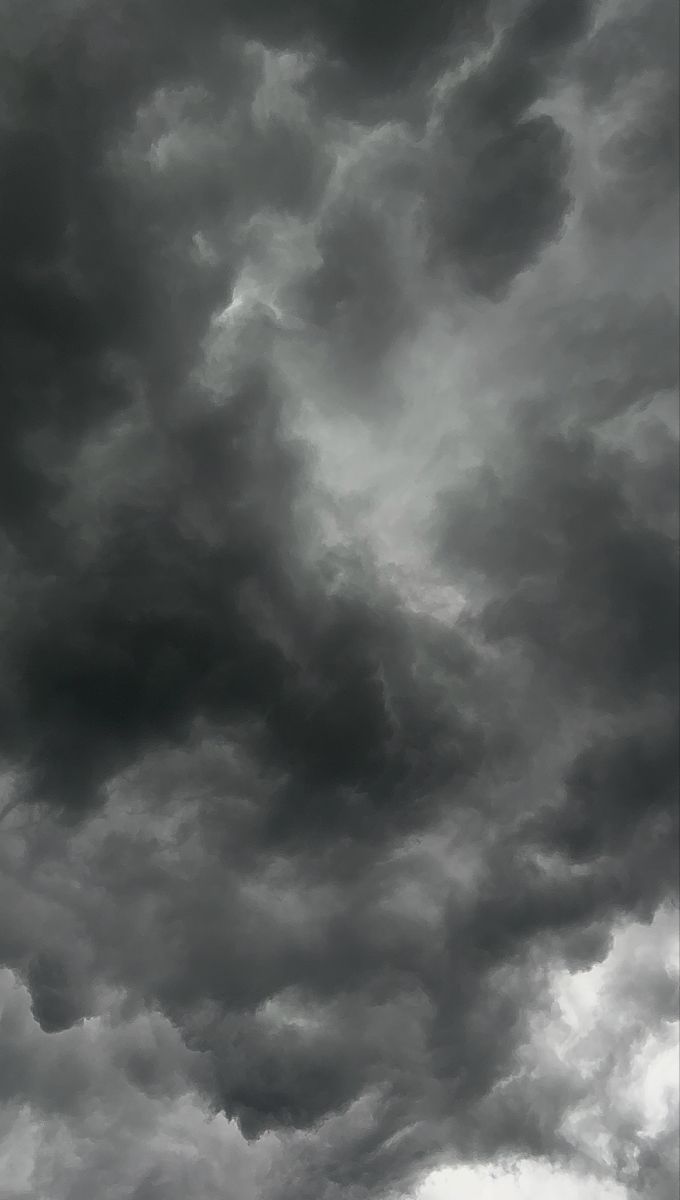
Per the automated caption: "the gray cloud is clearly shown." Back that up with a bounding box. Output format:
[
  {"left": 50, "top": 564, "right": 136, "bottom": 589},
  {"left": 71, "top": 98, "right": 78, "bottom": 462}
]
[
  {"left": 421, "top": 0, "right": 596, "bottom": 296},
  {"left": 0, "top": 0, "right": 677, "bottom": 1197}
]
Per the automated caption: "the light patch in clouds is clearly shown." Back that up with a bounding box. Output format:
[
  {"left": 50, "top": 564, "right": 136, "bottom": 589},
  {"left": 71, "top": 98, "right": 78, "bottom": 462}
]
[
  {"left": 522, "top": 906, "right": 679, "bottom": 1184},
  {"left": 0, "top": 1105, "right": 41, "bottom": 1197},
  {"left": 415, "top": 1160, "right": 627, "bottom": 1200},
  {"left": 414, "top": 905, "right": 679, "bottom": 1200}
]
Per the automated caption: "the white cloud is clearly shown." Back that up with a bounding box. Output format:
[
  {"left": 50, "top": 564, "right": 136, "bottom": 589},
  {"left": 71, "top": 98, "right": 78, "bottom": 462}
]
[
  {"left": 412, "top": 905, "right": 678, "bottom": 1200},
  {"left": 415, "top": 1159, "right": 626, "bottom": 1200}
]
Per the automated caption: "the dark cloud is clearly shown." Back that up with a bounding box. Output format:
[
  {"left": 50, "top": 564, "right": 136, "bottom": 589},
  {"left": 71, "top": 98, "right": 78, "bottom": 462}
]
[
  {"left": 4, "top": 413, "right": 485, "bottom": 832},
  {"left": 435, "top": 413, "right": 678, "bottom": 943},
  {"left": 0, "top": 14, "right": 231, "bottom": 557},
  {"left": 0, "top": 0, "right": 677, "bottom": 1198},
  {"left": 436, "top": 425, "right": 678, "bottom": 700},
  {"left": 24, "top": 951, "right": 86, "bottom": 1034},
  {"left": 428, "top": 111, "right": 572, "bottom": 295},
  {"left": 421, "top": 0, "right": 597, "bottom": 294},
  {"left": 225, "top": 0, "right": 487, "bottom": 108},
  {"left": 542, "top": 715, "right": 679, "bottom": 863}
]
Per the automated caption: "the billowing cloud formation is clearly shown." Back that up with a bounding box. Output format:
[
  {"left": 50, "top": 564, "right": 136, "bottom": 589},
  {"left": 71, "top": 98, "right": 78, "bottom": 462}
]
[{"left": 0, "top": 1, "right": 677, "bottom": 1198}]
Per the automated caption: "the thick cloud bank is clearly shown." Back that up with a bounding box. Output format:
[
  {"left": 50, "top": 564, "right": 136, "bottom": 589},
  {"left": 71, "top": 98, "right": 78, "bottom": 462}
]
[{"left": 0, "top": 1, "right": 677, "bottom": 1197}]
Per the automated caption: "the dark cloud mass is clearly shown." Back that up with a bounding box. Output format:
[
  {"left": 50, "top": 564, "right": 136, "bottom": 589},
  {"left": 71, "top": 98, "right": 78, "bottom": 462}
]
[{"left": 0, "top": 1, "right": 677, "bottom": 1198}]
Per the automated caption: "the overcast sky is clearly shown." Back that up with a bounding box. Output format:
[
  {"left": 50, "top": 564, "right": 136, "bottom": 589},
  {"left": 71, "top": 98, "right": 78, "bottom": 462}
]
[{"left": 0, "top": 1, "right": 678, "bottom": 1198}]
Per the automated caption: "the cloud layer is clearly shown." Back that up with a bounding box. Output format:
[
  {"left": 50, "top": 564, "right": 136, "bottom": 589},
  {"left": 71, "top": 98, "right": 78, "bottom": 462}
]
[{"left": 0, "top": 0, "right": 677, "bottom": 1197}]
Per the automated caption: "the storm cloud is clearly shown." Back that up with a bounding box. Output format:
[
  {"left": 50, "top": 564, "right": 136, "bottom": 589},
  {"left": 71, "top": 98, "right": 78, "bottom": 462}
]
[{"left": 0, "top": 1, "right": 677, "bottom": 1198}]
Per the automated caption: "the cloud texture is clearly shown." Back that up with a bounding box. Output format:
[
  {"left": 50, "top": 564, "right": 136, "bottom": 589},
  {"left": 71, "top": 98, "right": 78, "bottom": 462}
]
[{"left": 0, "top": 0, "right": 677, "bottom": 1197}]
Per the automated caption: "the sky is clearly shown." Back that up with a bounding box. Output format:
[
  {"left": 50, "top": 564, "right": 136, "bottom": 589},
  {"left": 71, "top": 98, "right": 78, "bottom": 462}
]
[{"left": 0, "top": 1, "right": 678, "bottom": 1198}]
